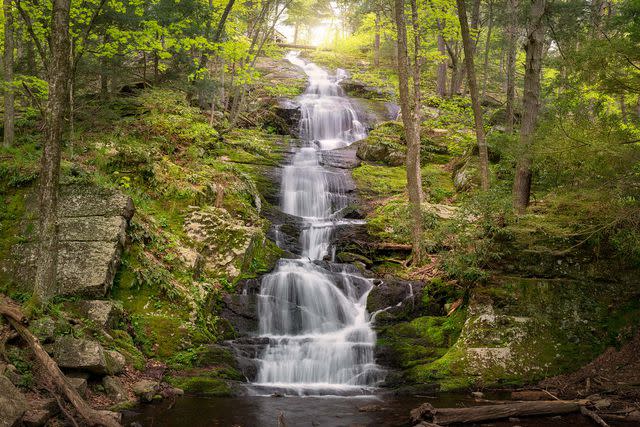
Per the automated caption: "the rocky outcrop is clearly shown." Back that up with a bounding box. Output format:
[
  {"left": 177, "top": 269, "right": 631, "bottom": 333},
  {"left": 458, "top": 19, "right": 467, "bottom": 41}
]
[
  {"left": 273, "top": 99, "right": 301, "bottom": 136},
  {"left": 184, "top": 206, "right": 263, "bottom": 279},
  {"left": 0, "top": 375, "right": 28, "bottom": 427},
  {"left": 3, "top": 185, "right": 134, "bottom": 297},
  {"left": 76, "top": 300, "right": 123, "bottom": 330},
  {"left": 52, "top": 337, "right": 124, "bottom": 375}
]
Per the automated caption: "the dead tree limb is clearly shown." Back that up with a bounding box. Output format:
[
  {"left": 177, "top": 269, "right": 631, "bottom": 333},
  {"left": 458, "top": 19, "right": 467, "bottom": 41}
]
[
  {"left": 580, "top": 406, "right": 610, "bottom": 427},
  {"left": 412, "top": 401, "right": 586, "bottom": 425},
  {"left": 0, "top": 297, "right": 122, "bottom": 427}
]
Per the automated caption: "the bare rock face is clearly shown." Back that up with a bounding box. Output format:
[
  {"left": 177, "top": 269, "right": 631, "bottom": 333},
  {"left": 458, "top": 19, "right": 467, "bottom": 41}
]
[
  {"left": 0, "top": 375, "right": 28, "bottom": 427},
  {"left": 184, "top": 206, "right": 262, "bottom": 280},
  {"left": 77, "top": 300, "right": 123, "bottom": 329},
  {"left": 53, "top": 336, "right": 123, "bottom": 375},
  {"left": 3, "top": 185, "right": 135, "bottom": 297}
]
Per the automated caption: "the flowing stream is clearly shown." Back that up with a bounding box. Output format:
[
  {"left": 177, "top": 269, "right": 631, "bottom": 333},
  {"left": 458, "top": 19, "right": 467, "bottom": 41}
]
[{"left": 252, "top": 52, "right": 383, "bottom": 395}]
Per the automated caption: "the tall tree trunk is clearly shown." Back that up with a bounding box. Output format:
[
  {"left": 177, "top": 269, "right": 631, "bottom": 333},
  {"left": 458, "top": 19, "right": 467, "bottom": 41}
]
[
  {"left": 437, "top": 34, "right": 447, "bottom": 97},
  {"left": 457, "top": 0, "right": 490, "bottom": 190},
  {"left": 620, "top": 94, "right": 627, "bottom": 123},
  {"left": 34, "top": 0, "right": 71, "bottom": 303},
  {"left": 213, "top": 0, "right": 236, "bottom": 43},
  {"left": 410, "top": 0, "right": 421, "bottom": 120},
  {"left": 505, "top": 0, "right": 518, "bottom": 133},
  {"left": 293, "top": 22, "right": 299, "bottom": 44},
  {"left": 481, "top": 0, "right": 494, "bottom": 100},
  {"left": 513, "top": 0, "right": 546, "bottom": 213},
  {"left": 3, "top": 0, "right": 15, "bottom": 148},
  {"left": 374, "top": 11, "right": 381, "bottom": 66},
  {"left": 394, "top": 0, "right": 423, "bottom": 264}
]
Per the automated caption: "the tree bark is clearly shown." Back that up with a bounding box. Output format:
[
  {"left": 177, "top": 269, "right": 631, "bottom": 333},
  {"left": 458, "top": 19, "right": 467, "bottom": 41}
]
[
  {"left": 3, "top": 0, "right": 15, "bottom": 148},
  {"left": 34, "top": 0, "right": 72, "bottom": 304},
  {"left": 513, "top": 0, "right": 546, "bottom": 213},
  {"left": 212, "top": 0, "right": 237, "bottom": 43},
  {"left": 505, "top": 0, "right": 518, "bottom": 133},
  {"left": 394, "top": 0, "right": 423, "bottom": 265},
  {"left": 437, "top": 34, "right": 447, "bottom": 97},
  {"left": 412, "top": 400, "right": 584, "bottom": 425},
  {"left": 481, "top": 0, "right": 494, "bottom": 100},
  {"left": 410, "top": 0, "right": 421, "bottom": 120},
  {"left": 374, "top": 11, "right": 381, "bottom": 66},
  {"left": 457, "top": 0, "right": 490, "bottom": 190}
]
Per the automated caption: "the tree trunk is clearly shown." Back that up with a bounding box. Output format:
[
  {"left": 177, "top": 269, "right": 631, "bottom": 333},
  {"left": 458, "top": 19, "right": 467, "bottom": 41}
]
[
  {"left": 3, "top": 0, "right": 15, "bottom": 148},
  {"left": 33, "top": 0, "right": 71, "bottom": 304},
  {"left": 620, "top": 94, "right": 627, "bottom": 123},
  {"left": 412, "top": 400, "right": 584, "bottom": 425},
  {"left": 457, "top": 0, "right": 490, "bottom": 190},
  {"left": 437, "top": 34, "right": 447, "bottom": 97},
  {"left": 293, "top": 22, "right": 299, "bottom": 44},
  {"left": 513, "top": 0, "right": 546, "bottom": 213},
  {"left": 374, "top": 11, "right": 381, "bottom": 66},
  {"left": 394, "top": 0, "right": 423, "bottom": 265},
  {"left": 213, "top": 0, "right": 237, "bottom": 43},
  {"left": 410, "top": 0, "right": 421, "bottom": 120},
  {"left": 481, "top": 0, "right": 494, "bottom": 100},
  {"left": 505, "top": 0, "right": 518, "bottom": 133}
]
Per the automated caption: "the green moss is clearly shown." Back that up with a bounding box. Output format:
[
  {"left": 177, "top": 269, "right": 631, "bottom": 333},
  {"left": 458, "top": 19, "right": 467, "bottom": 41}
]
[
  {"left": 110, "top": 329, "right": 146, "bottom": 371},
  {"left": 166, "top": 374, "right": 233, "bottom": 397}
]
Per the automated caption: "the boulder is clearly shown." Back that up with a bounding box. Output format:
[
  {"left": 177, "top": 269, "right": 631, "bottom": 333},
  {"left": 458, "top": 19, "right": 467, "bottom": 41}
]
[
  {"left": 132, "top": 379, "right": 158, "bottom": 403},
  {"left": 273, "top": 99, "right": 301, "bottom": 135},
  {"left": 184, "top": 206, "right": 262, "bottom": 280},
  {"left": 66, "top": 376, "right": 88, "bottom": 396},
  {"left": 0, "top": 375, "right": 28, "bottom": 427},
  {"left": 77, "top": 300, "right": 122, "bottom": 329},
  {"left": 106, "top": 350, "right": 126, "bottom": 375},
  {"left": 29, "top": 317, "right": 56, "bottom": 343},
  {"left": 3, "top": 185, "right": 135, "bottom": 297},
  {"left": 53, "top": 337, "right": 109, "bottom": 375},
  {"left": 103, "top": 376, "right": 127, "bottom": 402}
]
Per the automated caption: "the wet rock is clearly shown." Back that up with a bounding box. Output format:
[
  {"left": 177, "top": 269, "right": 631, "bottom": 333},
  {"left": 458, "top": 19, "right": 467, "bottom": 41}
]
[
  {"left": 336, "top": 252, "right": 373, "bottom": 267},
  {"left": 77, "top": 300, "right": 123, "bottom": 329},
  {"left": 53, "top": 337, "right": 109, "bottom": 375},
  {"left": 221, "top": 278, "right": 261, "bottom": 337},
  {"left": 103, "top": 376, "right": 128, "bottom": 402},
  {"left": 471, "top": 391, "right": 484, "bottom": 399},
  {"left": 339, "top": 79, "right": 387, "bottom": 100},
  {"left": 4, "top": 185, "right": 135, "bottom": 297},
  {"left": 132, "top": 379, "right": 158, "bottom": 403},
  {"left": 367, "top": 276, "right": 421, "bottom": 314},
  {"left": 0, "top": 375, "right": 28, "bottom": 427},
  {"left": 273, "top": 99, "right": 301, "bottom": 136}
]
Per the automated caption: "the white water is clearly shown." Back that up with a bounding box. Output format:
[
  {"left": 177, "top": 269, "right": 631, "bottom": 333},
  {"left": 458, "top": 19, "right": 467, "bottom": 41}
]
[{"left": 254, "top": 52, "right": 382, "bottom": 395}]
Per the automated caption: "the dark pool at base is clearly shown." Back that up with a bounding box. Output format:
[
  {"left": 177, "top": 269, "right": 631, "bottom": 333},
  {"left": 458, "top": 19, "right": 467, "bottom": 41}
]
[{"left": 122, "top": 394, "right": 607, "bottom": 427}]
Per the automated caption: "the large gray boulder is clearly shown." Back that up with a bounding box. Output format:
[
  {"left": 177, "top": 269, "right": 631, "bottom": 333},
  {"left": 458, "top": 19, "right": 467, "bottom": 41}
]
[
  {"left": 77, "top": 300, "right": 123, "bottom": 329},
  {"left": 0, "top": 375, "right": 28, "bottom": 427},
  {"left": 53, "top": 337, "right": 123, "bottom": 375},
  {"left": 2, "top": 185, "right": 134, "bottom": 297}
]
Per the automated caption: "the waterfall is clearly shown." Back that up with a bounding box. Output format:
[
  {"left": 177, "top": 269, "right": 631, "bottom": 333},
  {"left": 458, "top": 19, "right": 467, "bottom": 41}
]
[{"left": 253, "top": 52, "right": 383, "bottom": 395}]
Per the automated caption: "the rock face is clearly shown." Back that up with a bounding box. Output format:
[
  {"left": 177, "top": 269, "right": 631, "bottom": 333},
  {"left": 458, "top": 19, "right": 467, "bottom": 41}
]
[
  {"left": 0, "top": 375, "right": 28, "bottom": 427},
  {"left": 184, "top": 206, "right": 264, "bottom": 280},
  {"left": 53, "top": 337, "right": 123, "bottom": 375},
  {"left": 77, "top": 300, "right": 122, "bottom": 329},
  {"left": 3, "top": 185, "right": 134, "bottom": 297}
]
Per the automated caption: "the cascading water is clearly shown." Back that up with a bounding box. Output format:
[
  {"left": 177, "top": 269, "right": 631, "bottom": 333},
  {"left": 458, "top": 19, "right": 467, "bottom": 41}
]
[{"left": 253, "top": 52, "right": 383, "bottom": 395}]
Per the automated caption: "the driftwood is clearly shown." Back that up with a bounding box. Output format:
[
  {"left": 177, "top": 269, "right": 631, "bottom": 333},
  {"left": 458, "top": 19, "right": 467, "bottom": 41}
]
[
  {"left": 0, "top": 297, "right": 122, "bottom": 427},
  {"left": 412, "top": 400, "right": 585, "bottom": 425},
  {"left": 580, "top": 406, "right": 610, "bottom": 427}
]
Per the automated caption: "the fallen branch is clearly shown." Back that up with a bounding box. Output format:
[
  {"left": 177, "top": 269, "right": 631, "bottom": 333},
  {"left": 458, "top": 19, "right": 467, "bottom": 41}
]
[
  {"left": 0, "top": 297, "right": 122, "bottom": 427},
  {"left": 580, "top": 406, "right": 609, "bottom": 427},
  {"left": 412, "top": 400, "right": 586, "bottom": 425}
]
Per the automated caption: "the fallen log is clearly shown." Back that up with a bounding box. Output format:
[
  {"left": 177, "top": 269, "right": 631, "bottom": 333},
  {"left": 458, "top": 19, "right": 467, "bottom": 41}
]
[
  {"left": 0, "top": 297, "right": 122, "bottom": 427},
  {"left": 580, "top": 406, "right": 609, "bottom": 427},
  {"left": 412, "top": 400, "right": 586, "bottom": 425}
]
